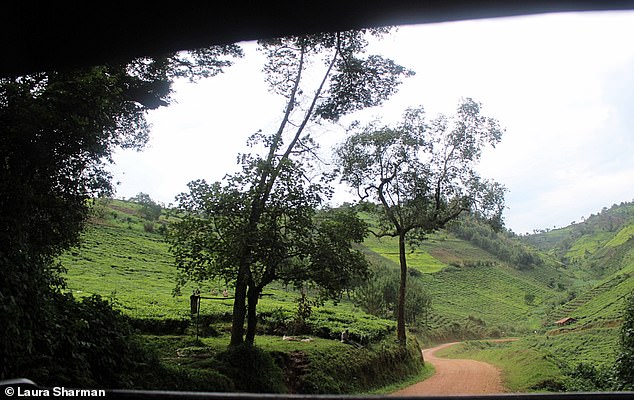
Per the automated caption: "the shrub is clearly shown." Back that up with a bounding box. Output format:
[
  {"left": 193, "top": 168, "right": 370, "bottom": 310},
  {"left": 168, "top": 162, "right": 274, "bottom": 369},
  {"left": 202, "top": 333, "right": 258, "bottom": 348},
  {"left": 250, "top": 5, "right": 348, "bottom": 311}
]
[
  {"left": 299, "top": 337, "right": 424, "bottom": 394},
  {"left": 614, "top": 291, "right": 634, "bottom": 390},
  {"left": 15, "top": 292, "right": 156, "bottom": 388},
  {"left": 137, "top": 363, "right": 234, "bottom": 392},
  {"left": 216, "top": 344, "right": 287, "bottom": 393},
  {"left": 563, "top": 362, "right": 612, "bottom": 391}
]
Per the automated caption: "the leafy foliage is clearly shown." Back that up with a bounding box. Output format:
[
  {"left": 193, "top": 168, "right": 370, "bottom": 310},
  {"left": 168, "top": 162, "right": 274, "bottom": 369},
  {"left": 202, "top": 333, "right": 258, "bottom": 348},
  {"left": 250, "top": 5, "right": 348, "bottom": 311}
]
[
  {"left": 614, "top": 291, "right": 634, "bottom": 389},
  {"left": 168, "top": 169, "right": 371, "bottom": 342},
  {"left": 2, "top": 291, "right": 154, "bottom": 388},
  {"left": 130, "top": 192, "right": 163, "bottom": 221},
  {"left": 354, "top": 265, "right": 432, "bottom": 324},
  {"left": 335, "top": 98, "right": 505, "bottom": 344},
  {"left": 169, "top": 29, "right": 412, "bottom": 346},
  {"left": 216, "top": 344, "right": 287, "bottom": 393},
  {"left": 0, "top": 46, "right": 241, "bottom": 382}
]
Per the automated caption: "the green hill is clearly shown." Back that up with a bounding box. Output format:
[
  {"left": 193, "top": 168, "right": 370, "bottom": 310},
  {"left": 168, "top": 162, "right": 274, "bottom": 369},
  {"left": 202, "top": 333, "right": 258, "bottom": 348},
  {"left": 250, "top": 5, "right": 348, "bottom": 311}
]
[
  {"left": 58, "top": 197, "right": 634, "bottom": 392},
  {"left": 437, "top": 201, "right": 634, "bottom": 390},
  {"left": 61, "top": 199, "right": 576, "bottom": 338},
  {"left": 59, "top": 198, "right": 432, "bottom": 394},
  {"left": 523, "top": 201, "right": 634, "bottom": 280},
  {"left": 521, "top": 200, "right": 634, "bottom": 331},
  {"left": 360, "top": 230, "right": 562, "bottom": 338},
  {"left": 60, "top": 199, "right": 396, "bottom": 339}
]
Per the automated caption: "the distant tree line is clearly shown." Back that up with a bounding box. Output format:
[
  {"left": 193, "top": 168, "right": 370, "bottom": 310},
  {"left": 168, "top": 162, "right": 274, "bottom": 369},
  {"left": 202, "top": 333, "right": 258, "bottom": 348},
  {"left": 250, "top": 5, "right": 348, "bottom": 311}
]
[
  {"left": 446, "top": 214, "right": 543, "bottom": 270},
  {"left": 571, "top": 201, "right": 634, "bottom": 236},
  {"left": 523, "top": 200, "right": 634, "bottom": 261}
]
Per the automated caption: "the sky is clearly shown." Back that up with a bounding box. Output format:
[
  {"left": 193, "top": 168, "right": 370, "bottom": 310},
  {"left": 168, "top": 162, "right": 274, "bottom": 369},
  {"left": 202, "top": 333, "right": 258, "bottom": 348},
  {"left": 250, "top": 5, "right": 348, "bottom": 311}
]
[{"left": 109, "top": 10, "right": 634, "bottom": 235}]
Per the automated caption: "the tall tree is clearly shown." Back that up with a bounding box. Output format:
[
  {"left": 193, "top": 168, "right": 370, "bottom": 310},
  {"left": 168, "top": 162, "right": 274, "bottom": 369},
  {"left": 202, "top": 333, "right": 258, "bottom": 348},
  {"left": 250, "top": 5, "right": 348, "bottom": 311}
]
[
  {"left": 169, "top": 29, "right": 414, "bottom": 346},
  {"left": 335, "top": 98, "right": 506, "bottom": 344},
  {"left": 0, "top": 45, "right": 241, "bottom": 381},
  {"left": 170, "top": 173, "right": 370, "bottom": 345}
]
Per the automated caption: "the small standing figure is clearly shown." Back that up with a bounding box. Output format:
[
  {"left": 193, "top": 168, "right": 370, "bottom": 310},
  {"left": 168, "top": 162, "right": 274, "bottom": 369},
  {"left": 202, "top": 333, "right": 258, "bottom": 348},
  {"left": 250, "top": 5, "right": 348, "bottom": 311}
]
[
  {"left": 341, "top": 329, "right": 350, "bottom": 343},
  {"left": 223, "top": 288, "right": 229, "bottom": 297}
]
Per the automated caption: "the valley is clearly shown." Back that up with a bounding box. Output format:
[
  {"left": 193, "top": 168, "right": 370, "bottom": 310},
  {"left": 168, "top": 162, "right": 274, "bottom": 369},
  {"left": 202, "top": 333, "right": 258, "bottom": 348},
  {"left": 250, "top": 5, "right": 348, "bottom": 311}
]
[{"left": 58, "top": 197, "right": 634, "bottom": 393}]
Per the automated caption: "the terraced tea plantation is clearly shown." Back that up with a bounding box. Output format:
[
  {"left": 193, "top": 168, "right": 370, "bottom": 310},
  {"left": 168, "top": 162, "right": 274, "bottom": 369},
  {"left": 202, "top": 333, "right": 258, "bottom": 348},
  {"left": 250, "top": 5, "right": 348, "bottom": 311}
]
[{"left": 58, "top": 198, "right": 634, "bottom": 392}]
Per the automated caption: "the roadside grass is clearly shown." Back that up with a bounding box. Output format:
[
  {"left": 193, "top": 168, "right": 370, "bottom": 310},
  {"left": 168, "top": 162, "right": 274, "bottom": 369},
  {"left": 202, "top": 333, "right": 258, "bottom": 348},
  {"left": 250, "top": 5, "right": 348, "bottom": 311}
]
[
  {"left": 144, "top": 333, "right": 426, "bottom": 394},
  {"left": 366, "top": 363, "right": 435, "bottom": 394},
  {"left": 436, "top": 327, "right": 622, "bottom": 393}
]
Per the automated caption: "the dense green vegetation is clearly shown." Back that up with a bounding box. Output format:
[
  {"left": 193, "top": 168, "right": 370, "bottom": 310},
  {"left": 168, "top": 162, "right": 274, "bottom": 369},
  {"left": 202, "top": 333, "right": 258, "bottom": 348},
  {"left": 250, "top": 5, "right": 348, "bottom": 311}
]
[
  {"left": 360, "top": 229, "right": 561, "bottom": 337},
  {"left": 59, "top": 199, "right": 425, "bottom": 393},
  {"left": 57, "top": 197, "right": 634, "bottom": 393},
  {"left": 437, "top": 201, "right": 634, "bottom": 391},
  {"left": 0, "top": 44, "right": 244, "bottom": 386}
]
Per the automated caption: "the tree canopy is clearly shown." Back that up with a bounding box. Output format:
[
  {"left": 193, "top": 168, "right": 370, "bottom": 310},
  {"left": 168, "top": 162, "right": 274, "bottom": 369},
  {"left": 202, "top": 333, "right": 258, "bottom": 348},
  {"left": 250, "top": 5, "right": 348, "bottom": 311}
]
[
  {"left": 0, "top": 45, "right": 241, "bottom": 381},
  {"left": 168, "top": 29, "right": 413, "bottom": 346},
  {"left": 335, "top": 98, "right": 506, "bottom": 344}
]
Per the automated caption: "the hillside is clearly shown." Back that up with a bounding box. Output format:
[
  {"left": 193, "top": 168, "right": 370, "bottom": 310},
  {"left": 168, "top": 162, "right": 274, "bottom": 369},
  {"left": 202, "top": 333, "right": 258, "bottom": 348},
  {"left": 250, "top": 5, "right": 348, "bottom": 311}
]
[
  {"left": 362, "top": 202, "right": 634, "bottom": 388},
  {"left": 60, "top": 199, "right": 395, "bottom": 337},
  {"left": 62, "top": 199, "right": 567, "bottom": 340},
  {"left": 522, "top": 200, "right": 634, "bottom": 330},
  {"left": 523, "top": 201, "right": 634, "bottom": 281},
  {"left": 59, "top": 198, "right": 432, "bottom": 394},
  {"left": 58, "top": 197, "right": 634, "bottom": 392},
  {"left": 361, "top": 230, "right": 563, "bottom": 338}
]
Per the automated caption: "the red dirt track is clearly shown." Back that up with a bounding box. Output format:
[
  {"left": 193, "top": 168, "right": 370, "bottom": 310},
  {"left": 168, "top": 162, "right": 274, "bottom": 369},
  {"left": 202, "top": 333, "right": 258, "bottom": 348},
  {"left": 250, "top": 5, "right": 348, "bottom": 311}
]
[{"left": 392, "top": 342, "right": 506, "bottom": 396}]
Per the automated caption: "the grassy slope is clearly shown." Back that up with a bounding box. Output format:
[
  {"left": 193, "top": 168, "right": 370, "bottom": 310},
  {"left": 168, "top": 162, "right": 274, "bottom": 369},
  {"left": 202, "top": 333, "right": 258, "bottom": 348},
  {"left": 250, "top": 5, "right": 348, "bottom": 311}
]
[
  {"left": 60, "top": 199, "right": 634, "bottom": 392},
  {"left": 361, "top": 232, "right": 561, "bottom": 333},
  {"left": 529, "top": 204, "right": 634, "bottom": 330},
  {"left": 60, "top": 200, "right": 396, "bottom": 339},
  {"left": 60, "top": 203, "right": 227, "bottom": 321},
  {"left": 436, "top": 204, "right": 634, "bottom": 391},
  {"left": 60, "top": 200, "right": 428, "bottom": 393}
]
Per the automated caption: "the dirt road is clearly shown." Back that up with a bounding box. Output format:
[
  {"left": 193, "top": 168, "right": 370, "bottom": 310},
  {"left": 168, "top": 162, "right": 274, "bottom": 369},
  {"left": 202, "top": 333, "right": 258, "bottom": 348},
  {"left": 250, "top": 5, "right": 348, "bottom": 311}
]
[{"left": 392, "top": 342, "right": 506, "bottom": 396}]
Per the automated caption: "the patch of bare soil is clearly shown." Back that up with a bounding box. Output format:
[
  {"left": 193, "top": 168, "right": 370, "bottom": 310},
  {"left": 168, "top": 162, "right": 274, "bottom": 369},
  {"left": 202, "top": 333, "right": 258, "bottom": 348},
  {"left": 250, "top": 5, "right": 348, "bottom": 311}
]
[{"left": 392, "top": 342, "right": 506, "bottom": 396}]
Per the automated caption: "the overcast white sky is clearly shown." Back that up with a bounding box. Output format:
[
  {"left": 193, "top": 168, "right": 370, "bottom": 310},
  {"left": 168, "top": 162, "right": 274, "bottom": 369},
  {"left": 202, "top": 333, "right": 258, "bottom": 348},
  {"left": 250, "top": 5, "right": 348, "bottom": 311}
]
[{"left": 110, "top": 10, "right": 634, "bottom": 235}]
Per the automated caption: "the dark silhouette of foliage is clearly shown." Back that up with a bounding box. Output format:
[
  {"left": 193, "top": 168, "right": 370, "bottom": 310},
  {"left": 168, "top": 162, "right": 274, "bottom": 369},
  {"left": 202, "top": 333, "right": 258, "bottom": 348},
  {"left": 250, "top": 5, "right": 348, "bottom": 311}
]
[{"left": 0, "top": 45, "right": 241, "bottom": 383}]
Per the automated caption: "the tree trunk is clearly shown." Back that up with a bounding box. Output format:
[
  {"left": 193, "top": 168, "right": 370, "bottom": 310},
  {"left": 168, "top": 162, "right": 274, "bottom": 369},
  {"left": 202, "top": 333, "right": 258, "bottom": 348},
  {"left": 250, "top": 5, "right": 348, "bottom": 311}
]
[
  {"left": 229, "top": 262, "right": 248, "bottom": 346},
  {"left": 245, "top": 284, "right": 261, "bottom": 345},
  {"left": 397, "top": 231, "right": 408, "bottom": 346}
]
